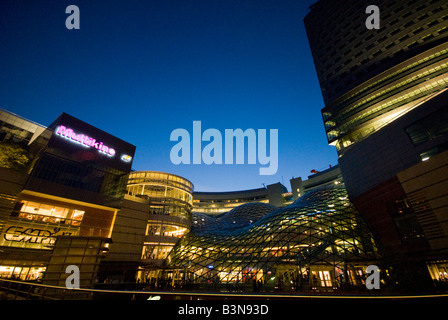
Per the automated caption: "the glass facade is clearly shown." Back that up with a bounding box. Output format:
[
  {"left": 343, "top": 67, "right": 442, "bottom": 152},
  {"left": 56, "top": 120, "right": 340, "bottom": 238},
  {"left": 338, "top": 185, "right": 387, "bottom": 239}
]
[
  {"left": 166, "top": 185, "right": 380, "bottom": 291},
  {"left": 405, "top": 103, "right": 448, "bottom": 160},
  {"left": 14, "top": 200, "right": 85, "bottom": 225},
  {"left": 324, "top": 44, "right": 448, "bottom": 152},
  {"left": 126, "top": 171, "right": 193, "bottom": 221},
  {"left": 30, "top": 154, "right": 128, "bottom": 202},
  {"left": 306, "top": 0, "right": 448, "bottom": 291},
  {"left": 125, "top": 171, "right": 193, "bottom": 282},
  {"left": 0, "top": 266, "right": 45, "bottom": 281},
  {"left": 193, "top": 189, "right": 270, "bottom": 215},
  {"left": 193, "top": 183, "right": 291, "bottom": 216},
  {"left": 192, "top": 202, "right": 278, "bottom": 233},
  {"left": 42, "top": 236, "right": 111, "bottom": 292},
  {"left": 304, "top": 0, "right": 448, "bottom": 154},
  {"left": 0, "top": 108, "right": 45, "bottom": 146},
  {"left": 26, "top": 113, "right": 136, "bottom": 209}
]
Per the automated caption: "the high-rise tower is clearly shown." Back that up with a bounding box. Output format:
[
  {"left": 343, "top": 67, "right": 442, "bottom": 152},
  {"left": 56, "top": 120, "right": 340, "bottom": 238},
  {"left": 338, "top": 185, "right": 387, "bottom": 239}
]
[
  {"left": 305, "top": 0, "right": 448, "bottom": 154},
  {"left": 305, "top": 0, "right": 448, "bottom": 290}
]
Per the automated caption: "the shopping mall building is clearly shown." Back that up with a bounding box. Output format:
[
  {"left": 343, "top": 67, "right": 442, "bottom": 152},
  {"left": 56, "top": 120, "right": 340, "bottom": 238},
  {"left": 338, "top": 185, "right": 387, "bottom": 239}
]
[
  {"left": 0, "top": 108, "right": 380, "bottom": 292},
  {"left": 0, "top": 109, "right": 136, "bottom": 287},
  {"left": 0, "top": 0, "right": 447, "bottom": 294},
  {"left": 193, "top": 165, "right": 343, "bottom": 216}
]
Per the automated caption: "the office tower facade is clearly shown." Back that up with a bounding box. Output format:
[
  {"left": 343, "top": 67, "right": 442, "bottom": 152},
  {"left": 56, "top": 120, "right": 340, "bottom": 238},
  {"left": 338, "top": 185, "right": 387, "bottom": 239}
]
[
  {"left": 305, "top": 0, "right": 448, "bottom": 289},
  {"left": 290, "top": 165, "right": 343, "bottom": 200},
  {"left": 305, "top": 0, "right": 448, "bottom": 154}
]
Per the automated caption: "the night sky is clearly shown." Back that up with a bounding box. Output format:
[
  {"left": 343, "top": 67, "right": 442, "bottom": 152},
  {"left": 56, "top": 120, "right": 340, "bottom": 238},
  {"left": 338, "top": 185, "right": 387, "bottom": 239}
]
[{"left": 0, "top": 0, "right": 338, "bottom": 192}]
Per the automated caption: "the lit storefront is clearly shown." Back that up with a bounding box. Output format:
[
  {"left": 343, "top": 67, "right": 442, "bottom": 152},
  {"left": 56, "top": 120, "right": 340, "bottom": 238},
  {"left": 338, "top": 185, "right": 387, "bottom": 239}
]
[
  {"left": 1, "top": 192, "right": 116, "bottom": 249},
  {"left": 0, "top": 266, "right": 45, "bottom": 281}
]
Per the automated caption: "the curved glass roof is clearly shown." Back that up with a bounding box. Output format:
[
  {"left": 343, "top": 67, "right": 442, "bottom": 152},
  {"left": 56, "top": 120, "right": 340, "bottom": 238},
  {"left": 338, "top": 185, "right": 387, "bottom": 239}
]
[
  {"left": 192, "top": 202, "right": 278, "bottom": 235},
  {"left": 167, "top": 185, "right": 380, "bottom": 282}
]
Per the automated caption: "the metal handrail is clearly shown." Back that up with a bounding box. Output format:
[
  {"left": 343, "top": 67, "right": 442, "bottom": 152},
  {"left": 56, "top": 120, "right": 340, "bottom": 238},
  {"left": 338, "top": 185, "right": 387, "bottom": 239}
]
[{"left": 2, "top": 278, "right": 448, "bottom": 300}]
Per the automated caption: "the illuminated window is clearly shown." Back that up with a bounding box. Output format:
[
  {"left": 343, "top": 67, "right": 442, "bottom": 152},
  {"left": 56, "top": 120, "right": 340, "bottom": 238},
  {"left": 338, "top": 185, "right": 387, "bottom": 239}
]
[
  {"left": 15, "top": 201, "right": 84, "bottom": 225},
  {"left": 319, "top": 271, "right": 332, "bottom": 287},
  {"left": 0, "top": 265, "right": 45, "bottom": 281}
]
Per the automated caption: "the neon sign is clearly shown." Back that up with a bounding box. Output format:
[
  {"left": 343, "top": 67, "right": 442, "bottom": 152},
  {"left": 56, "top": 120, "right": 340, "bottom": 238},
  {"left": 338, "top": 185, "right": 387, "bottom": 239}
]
[{"left": 56, "top": 125, "right": 116, "bottom": 156}]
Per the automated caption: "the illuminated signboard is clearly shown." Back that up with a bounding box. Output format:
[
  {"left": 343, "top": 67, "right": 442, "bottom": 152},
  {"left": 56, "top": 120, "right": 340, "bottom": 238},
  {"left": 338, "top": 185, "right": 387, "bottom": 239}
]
[
  {"left": 121, "top": 154, "right": 132, "bottom": 162},
  {"left": 1, "top": 224, "right": 76, "bottom": 249},
  {"left": 56, "top": 125, "right": 116, "bottom": 156}
]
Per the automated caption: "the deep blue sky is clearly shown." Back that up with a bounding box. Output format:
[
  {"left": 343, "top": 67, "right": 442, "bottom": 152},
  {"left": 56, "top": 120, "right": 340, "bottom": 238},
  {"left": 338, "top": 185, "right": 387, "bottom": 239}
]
[{"left": 0, "top": 0, "right": 338, "bottom": 192}]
